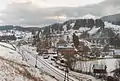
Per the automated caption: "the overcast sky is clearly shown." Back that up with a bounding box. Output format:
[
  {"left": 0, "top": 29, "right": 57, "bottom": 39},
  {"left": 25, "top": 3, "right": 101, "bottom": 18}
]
[{"left": 0, "top": 0, "right": 120, "bottom": 27}]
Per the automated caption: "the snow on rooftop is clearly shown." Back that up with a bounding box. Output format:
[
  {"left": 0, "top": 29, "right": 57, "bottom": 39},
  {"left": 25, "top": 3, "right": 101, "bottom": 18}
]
[
  {"left": 79, "top": 39, "right": 91, "bottom": 47},
  {"left": 57, "top": 44, "right": 73, "bottom": 49},
  {"left": 114, "top": 49, "right": 120, "bottom": 55}
]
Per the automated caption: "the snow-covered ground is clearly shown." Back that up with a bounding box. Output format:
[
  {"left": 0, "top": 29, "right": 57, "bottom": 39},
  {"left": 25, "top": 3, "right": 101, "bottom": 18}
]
[
  {"left": 74, "top": 59, "right": 119, "bottom": 76},
  {"left": 0, "top": 42, "right": 15, "bottom": 50},
  {"left": 0, "top": 42, "right": 29, "bottom": 81},
  {"left": 79, "top": 27, "right": 90, "bottom": 32},
  {"left": 104, "top": 21, "right": 120, "bottom": 34},
  {"left": 88, "top": 27, "right": 100, "bottom": 35},
  {"left": 0, "top": 42, "right": 58, "bottom": 81},
  {"left": 114, "top": 49, "right": 120, "bottom": 55},
  {"left": 80, "top": 14, "right": 99, "bottom": 19},
  {"left": 24, "top": 45, "right": 105, "bottom": 81},
  {"left": 69, "top": 71, "right": 102, "bottom": 81},
  {"left": 0, "top": 30, "right": 32, "bottom": 40},
  {"left": 33, "top": 47, "right": 104, "bottom": 81},
  {"left": 20, "top": 45, "right": 79, "bottom": 81}
]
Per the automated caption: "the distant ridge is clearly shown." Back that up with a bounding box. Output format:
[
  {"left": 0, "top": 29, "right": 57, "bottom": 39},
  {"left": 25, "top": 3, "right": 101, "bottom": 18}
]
[
  {"left": 81, "top": 14, "right": 99, "bottom": 19},
  {"left": 101, "top": 13, "right": 120, "bottom": 25}
]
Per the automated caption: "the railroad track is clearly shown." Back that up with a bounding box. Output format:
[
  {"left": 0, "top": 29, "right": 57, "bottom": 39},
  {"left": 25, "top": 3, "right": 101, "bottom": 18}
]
[
  {"left": 22, "top": 46, "right": 78, "bottom": 81},
  {"left": 69, "top": 74, "right": 91, "bottom": 81}
]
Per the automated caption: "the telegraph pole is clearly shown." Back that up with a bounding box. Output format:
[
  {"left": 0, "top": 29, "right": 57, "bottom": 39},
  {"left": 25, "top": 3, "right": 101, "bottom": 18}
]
[
  {"left": 35, "top": 54, "right": 38, "bottom": 68},
  {"left": 64, "top": 64, "right": 69, "bottom": 81}
]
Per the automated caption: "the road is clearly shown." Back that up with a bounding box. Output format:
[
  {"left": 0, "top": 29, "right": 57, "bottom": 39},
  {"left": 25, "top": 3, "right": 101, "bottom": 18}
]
[{"left": 20, "top": 45, "right": 79, "bottom": 81}]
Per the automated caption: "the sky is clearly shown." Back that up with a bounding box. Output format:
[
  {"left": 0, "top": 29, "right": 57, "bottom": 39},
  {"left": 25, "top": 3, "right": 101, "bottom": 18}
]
[
  {"left": 0, "top": 0, "right": 104, "bottom": 9},
  {"left": 0, "top": 0, "right": 120, "bottom": 27}
]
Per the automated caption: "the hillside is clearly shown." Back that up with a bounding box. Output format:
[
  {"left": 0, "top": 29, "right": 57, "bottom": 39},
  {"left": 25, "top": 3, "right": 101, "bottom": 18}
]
[
  {"left": 0, "top": 25, "right": 40, "bottom": 32},
  {"left": 0, "top": 14, "right": 120, "bottom": 42},
  {"left": 0, "top": 42, "right": 57, "bottom": 81},
  {"left": 101, "top": 13, "right": 120, "bottom": 25},
  {"left": 37, "top": 15, "right": 120, "bottom": 48},
  {"left": 40, "top": 18, "right": 104, "bottom": 35},
  {"left": 0, "top": 42, "right": 41, "bottom": 81}
]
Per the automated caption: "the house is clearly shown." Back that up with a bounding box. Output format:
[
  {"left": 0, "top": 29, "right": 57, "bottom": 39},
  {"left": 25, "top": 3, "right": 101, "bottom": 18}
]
[
  {"left": 75, "top": 39, "right": 91, "bottom": 55},
  {"left": 56, "top": 39, "right": 68, "bottom": 47},
  {"left": 92, "top": 63, "right": 107, "bottom": 77},
  {"left": 57, "top": 44, "right": 74, "bottom": 55},
  {"left": 56, "top": 39, "right": 74, "bottom": 55}
]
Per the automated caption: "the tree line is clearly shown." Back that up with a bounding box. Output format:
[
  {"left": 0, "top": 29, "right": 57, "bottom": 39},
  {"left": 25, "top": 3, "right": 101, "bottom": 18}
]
[
  {"left": 73, "top": 19, "right": 104, "bottom": 30},
  {"left": 109, "top": 34, "right": 120, "bottom": 48},
  {"left": 0, "top": 35, "right": 16, "bottom": 41}
]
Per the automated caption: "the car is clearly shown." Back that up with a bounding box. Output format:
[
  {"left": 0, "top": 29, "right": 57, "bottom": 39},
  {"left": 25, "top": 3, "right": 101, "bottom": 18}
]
[
  {"left": 53, "top": 54, "right": 58, "bottom": 59},
  {"left": 54, "top": 65, "right": 59, "bottom": 68},
  {"left": 60, "top": 59, "right": 65, "bottom": 63},
  {"left": 51, "top": 57, "right": 56, "bottom": 61},
  {"left": 43, "top": 55, "right": 49, "bottom": 59},
  {"left": 38, "top": 53, "right": 42, "bottom": 56},
  {"left": 59, "top": 67, "right": 65, "bottom": 71}
]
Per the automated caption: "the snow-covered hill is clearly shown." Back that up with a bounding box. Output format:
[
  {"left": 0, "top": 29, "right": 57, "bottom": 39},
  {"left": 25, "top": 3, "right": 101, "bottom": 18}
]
[
  {"left": 0, "top": 42, "right": 37, "bottom": 81},
  {"left": 40, "top": 17, "right": 119, "bottom": 40},
  {"left": 101, "top": 13, "right": 120, "bottom": 25},
  {"left": 104, "top": 21, "right": 120, "bottom": 34},
  {"left": 0, "top": 30, "right": 32, "bottom": 40},
  {"left": 0, "top": 42, "right": 57, "bottom": 81},
  {"left": 80, "top": 14, "right": 99, "bottom": 19},
  {"left": 37, "top": 15, "right": 120, "bottom": 49}
]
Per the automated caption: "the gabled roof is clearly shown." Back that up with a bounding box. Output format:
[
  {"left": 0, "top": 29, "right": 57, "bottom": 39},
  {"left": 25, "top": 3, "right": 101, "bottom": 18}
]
[{"left": 57, "top": 39, "right": 67, "bottom": 44}]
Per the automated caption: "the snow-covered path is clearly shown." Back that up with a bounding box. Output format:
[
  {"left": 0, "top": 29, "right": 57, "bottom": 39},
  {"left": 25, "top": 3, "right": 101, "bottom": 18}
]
[{"left": 20, "top": 45, "right": 79, "bottom": 81}]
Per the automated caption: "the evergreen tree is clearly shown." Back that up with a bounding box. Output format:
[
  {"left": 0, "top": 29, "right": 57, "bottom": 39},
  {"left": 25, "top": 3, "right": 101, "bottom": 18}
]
[
  {"left": 109, "top": 35, "right": 120, "bottom": 47},
  {"left": 87, "top": 19, "right": 94, "bottom": 28},
  {"left": 73, "top": 19, "right": 82, "bottom": 30},
  {"left": 95, "top": 19, "right": 104, "bottom": 28},
  {"left": 72, "top": 33, "right": 79, "bottom": 48}
]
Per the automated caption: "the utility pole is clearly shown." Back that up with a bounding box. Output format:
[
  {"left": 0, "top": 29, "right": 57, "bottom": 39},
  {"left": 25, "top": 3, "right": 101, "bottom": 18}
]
[
  {"left": 35, "top": 54, "right": 38, "bottom": 68},
  {"left": 64, "top": 65, "right": 69, "bottom": 81}
]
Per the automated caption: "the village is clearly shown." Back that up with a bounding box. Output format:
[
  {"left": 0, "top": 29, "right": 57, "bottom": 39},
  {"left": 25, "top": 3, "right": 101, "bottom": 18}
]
[
  {"left": 0, "top": 0, "right": 120, "bottom": 81},
  {"left": 31, "top": 22, "right": 120, "bottom": 81},
  {"left": 0, "top": 17, "right": 120, "bottom": 81}
]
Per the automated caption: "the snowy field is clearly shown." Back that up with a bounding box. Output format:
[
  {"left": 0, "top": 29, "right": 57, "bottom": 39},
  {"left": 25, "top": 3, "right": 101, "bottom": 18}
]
[
  {"left": 74, "top": 59, "right": 119, "bottom": 75},
  {"left": 20, "top": 45, "right": 79, "bottom": 81},
  {"left": 0, "top": 42, "right": 57, "bottom": 81},
  {"left": 104, "top": 21, "right": 120, "bottom": 34}
]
